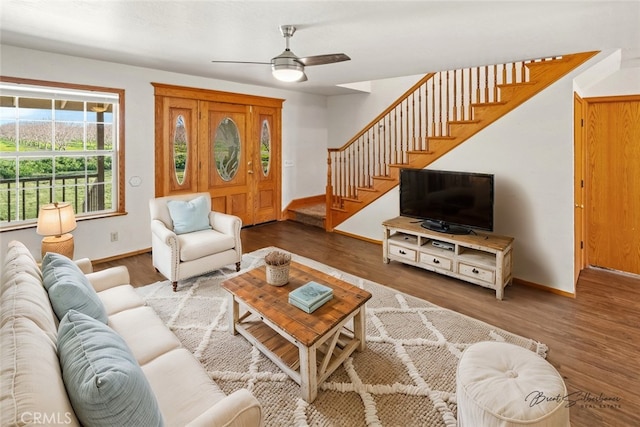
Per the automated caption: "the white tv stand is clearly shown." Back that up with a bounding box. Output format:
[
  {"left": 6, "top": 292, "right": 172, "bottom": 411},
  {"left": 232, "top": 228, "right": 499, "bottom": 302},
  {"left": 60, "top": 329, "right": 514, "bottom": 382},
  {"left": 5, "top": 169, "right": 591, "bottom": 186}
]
[{"left": 382, "top": 216, "right": 514, "bottom": 299}]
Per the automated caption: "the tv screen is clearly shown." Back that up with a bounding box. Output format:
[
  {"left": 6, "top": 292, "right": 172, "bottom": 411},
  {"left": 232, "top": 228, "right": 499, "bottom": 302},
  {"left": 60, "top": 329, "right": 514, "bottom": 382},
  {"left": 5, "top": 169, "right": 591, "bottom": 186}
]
[{"left": 400, "top": 168, "right": 494, "bottom": 234}]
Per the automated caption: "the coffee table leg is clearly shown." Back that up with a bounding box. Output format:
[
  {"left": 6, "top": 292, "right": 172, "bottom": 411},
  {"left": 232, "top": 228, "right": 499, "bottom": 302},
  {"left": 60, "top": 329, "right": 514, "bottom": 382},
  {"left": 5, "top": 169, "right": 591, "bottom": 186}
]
[
  {"left": 353, "top": 306, "right": 367, "bottom": 351},
  {"left": 299, "top": 345, "right": 318, "bottom": 402},
  {"left": 228, "top": 294, "right": 238, "bottom": 335}
]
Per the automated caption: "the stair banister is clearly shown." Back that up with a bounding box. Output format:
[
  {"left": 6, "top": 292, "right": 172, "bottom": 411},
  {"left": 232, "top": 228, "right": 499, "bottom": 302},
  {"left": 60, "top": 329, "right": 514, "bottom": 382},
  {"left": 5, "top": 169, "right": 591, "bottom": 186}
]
[{"left": 326, "top": 52, "right": 598, "bottom": 231}]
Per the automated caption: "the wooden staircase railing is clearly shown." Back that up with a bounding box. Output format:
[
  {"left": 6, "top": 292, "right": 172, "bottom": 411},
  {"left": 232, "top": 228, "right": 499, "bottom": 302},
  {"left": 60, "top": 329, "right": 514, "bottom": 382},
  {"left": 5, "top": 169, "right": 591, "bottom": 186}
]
[{"left": 326, "top": 51, "right": 597, "bottom": 231}]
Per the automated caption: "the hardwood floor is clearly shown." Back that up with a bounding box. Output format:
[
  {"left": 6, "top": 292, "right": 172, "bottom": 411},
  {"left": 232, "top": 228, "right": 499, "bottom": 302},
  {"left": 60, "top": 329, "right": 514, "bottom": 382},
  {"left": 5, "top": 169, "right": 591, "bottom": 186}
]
[{"left": 95, "top": 220, "right": 639, "bottom": 427}]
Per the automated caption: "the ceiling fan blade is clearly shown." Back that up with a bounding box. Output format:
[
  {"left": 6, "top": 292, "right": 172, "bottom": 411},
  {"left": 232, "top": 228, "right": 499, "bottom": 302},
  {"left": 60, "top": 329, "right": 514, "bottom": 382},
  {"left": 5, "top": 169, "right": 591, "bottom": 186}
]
[
  {"left": 211, "top": 60, "right": 270, "bottom": 65},
  {"left": 298, "top": 53, "right": 351, "bottom": 67}
]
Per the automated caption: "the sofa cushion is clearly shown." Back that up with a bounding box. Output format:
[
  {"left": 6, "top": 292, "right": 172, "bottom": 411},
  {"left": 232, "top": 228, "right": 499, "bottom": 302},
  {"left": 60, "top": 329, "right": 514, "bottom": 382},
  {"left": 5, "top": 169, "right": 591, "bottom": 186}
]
[
  {"left": 1, "top": 241, "right": 42, "bottom": 295},
  {"left": 141, "top": 348, "right": 227, "bottom": 426},
  {"left": 1, "top": 317, "right": 80, "bottom": 427},
  {"left": 57, "top": 310, "right": 163, "bottom": 427},
  {"left": 108, "top": 306, "right": 181, "bottom": 365},
  {"left": 42, "top": 253, "right": 108, "bottom": 324},
  {"left": 178, "top": 229, "right": 236, "bottom": 262},
  {"left": 97, "top": 284, "right": 146, "bottom": 316},
  {"left": 1, "top": 241, "right": 57, "bottom": 341},
  {"left": 167, "top": 195, "right": 212, "bottom": 235},
  {"left": 0, "top": 274, "right": 59, "bottom": 343}
]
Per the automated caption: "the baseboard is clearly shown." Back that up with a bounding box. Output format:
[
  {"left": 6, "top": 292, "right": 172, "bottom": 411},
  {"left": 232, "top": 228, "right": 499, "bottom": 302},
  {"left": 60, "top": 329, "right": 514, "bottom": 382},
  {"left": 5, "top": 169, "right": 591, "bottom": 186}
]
[
  {"left": 332, "top": 228, "right": 382, "bottom": 245},
  {"left": 92, "top": 247, "right": 151, "bottom": 265},
  {"left": 512, "top": 277, "right": 575, "bottom": 298}
]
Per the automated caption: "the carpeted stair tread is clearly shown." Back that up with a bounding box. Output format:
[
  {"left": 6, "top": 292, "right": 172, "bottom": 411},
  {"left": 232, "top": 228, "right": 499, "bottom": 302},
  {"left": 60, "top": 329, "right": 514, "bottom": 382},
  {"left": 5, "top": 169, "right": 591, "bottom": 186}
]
[{"left": 289, "top": 203, "right": 326, "bottom": 228}]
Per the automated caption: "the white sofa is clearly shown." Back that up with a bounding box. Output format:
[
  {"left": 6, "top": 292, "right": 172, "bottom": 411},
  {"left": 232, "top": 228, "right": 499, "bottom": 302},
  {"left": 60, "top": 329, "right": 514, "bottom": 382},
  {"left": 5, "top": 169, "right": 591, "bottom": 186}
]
[{"left": 0, "top": 240, "right": 263, "bottom": 427}]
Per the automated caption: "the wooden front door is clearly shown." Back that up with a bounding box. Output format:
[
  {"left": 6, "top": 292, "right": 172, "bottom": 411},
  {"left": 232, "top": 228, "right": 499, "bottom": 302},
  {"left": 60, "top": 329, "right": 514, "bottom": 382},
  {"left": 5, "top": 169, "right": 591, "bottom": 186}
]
[
  {"left": 153, "top": 83, "right": 283, "bottom": 227},
  {"left": 199, "top": 102, "right": 281, "bottom": 226},
  {"left": 200, "top": 101, "right": 252, "bottom": 224},
  {"left": 584, "top": 96, "right": 640, "bottom": 275}
]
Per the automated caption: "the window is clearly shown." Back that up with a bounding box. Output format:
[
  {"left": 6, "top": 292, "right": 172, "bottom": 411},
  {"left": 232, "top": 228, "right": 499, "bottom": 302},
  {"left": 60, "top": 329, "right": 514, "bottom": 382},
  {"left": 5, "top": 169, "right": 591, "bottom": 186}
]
[{"left": 0, "top": 77, "right": 125, "bottom": 229}]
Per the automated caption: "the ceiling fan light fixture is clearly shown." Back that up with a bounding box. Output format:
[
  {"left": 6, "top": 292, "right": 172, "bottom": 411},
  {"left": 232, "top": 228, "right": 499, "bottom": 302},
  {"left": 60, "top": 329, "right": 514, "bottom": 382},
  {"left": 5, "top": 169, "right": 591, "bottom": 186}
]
[
  {"left": 271, "top": 57, "right": 305, "bottom": 82},
  {"left": 212, "top": 24, "right": 349, "bottom": 84}
]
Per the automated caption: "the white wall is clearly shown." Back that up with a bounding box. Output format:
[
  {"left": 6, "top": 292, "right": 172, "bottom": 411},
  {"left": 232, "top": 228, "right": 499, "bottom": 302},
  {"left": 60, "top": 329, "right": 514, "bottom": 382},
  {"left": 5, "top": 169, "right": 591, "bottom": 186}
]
[
  {"left": 327, "top": 75, "right": 424, "bottom": 148},
  {"left": 332, "top": 53, "right": 633, "bottom": 294},
  {"left": 580, "top": 67, "right": 640, "bottom": 97},
  {"left": 574, "top": 49, "right": 640, "bottom": 96},
  {"left": 0, "top": 45, "right": 328, "bottom": 264}
]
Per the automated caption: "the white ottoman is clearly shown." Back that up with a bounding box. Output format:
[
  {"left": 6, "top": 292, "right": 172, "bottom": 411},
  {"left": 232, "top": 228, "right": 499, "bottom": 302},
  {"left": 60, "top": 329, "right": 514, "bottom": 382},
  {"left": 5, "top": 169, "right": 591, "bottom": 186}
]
[{"left": 456, "top": 341, "right": 569, "bottom": 427}]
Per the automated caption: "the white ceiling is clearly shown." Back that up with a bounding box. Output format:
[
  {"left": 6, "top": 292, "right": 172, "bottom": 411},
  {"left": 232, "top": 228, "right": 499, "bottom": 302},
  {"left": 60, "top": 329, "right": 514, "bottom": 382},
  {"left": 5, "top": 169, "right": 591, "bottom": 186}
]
[{"left": 1, "top": 1, "right": 639, "bottom": 95}]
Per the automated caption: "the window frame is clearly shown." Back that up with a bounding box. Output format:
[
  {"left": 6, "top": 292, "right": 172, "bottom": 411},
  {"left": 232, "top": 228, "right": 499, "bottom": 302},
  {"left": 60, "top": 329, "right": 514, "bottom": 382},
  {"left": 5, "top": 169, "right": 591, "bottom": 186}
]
[{"left": 0, "top": 76, "right": 126, "bottom": 231}]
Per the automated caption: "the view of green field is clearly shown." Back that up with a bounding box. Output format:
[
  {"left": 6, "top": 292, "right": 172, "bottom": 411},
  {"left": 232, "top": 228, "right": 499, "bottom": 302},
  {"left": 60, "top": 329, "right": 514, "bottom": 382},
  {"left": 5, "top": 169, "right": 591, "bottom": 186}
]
[{"left": 0, "top": 134, "right": 114, "bottom": 223}]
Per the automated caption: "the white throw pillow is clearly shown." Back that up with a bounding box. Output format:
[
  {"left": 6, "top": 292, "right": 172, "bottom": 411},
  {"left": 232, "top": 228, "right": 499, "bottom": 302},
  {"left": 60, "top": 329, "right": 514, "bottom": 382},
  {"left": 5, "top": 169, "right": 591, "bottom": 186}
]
[{"left": 166, "top": 196, "right": 211, "bottom": 235}]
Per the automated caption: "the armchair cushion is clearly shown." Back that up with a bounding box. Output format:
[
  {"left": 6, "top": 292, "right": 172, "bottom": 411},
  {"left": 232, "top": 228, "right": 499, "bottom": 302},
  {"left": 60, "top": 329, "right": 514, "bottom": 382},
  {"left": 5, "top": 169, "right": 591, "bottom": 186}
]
[
  {"left": 178, "top": 230, "right": 236, "bottom": 262},
  {"left": 167, "top": 195, "right": 212, "bottom": 234}
]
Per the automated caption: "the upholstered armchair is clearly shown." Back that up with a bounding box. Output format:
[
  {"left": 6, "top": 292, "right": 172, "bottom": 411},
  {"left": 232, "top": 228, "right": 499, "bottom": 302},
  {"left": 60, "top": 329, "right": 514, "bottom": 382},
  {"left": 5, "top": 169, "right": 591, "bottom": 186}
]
[{"left": 149, "top": 192, "right": 242, "bottom": 291}]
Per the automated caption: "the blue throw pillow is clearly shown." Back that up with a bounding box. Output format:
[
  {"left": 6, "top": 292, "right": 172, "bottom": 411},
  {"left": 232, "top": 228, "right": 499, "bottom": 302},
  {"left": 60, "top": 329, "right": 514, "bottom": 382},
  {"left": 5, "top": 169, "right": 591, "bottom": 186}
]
[
  {"left": 42, "top": 252, "right": 108, "bottom": 324},
  {"left": 41, "top": 252, "right": 84, "bottom": 290},
  {"left": 58, "top": 310, "right": 164, "bottom": 427},
  {"left": 166, "top": 195, "right": 212, "bottom": 234}
]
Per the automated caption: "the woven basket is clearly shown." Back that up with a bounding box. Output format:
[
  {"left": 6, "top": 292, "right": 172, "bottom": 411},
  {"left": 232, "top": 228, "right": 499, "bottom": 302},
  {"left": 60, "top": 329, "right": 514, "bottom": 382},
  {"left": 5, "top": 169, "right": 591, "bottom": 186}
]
[{"left": 266, "top": 263, "right": 290, "bottom": 286}]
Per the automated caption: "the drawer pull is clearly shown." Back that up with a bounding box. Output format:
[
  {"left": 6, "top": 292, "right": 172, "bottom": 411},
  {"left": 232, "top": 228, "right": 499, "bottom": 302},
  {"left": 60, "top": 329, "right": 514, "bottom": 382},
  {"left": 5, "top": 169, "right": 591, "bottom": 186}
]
[
  {"left": 399, "top": 250, "right": 406, "bottom": 255},
  {"left": 433, "top": 258, "right": 440, "bottom": 264},
  {"left": 472, "top": 268, "right": 479, "bottom": 274}
]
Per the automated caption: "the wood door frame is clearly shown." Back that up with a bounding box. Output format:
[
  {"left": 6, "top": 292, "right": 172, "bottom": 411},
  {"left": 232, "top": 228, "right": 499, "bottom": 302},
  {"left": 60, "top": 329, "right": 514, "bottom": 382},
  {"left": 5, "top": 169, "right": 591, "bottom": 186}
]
[
  {"left": 573, "top": 93, "right": 586, "bottom": 285},
  {"left": 576, "top": 93, "right": 640, "bottom": 280},
  {"left": 152, "top": 82, "right": 285, "bottom": 223}
]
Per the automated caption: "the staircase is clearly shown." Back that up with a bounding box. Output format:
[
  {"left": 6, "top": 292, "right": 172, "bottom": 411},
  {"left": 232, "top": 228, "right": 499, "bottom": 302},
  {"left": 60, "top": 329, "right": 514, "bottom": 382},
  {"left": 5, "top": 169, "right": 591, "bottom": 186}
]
[{"left": 325, "top": 51, "right": 597, "bottom": 231}]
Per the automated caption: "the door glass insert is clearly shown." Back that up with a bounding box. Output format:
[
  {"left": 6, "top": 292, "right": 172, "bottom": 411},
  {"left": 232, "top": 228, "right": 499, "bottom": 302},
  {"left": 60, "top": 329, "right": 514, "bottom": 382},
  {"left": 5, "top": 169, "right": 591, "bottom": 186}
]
[
  {"left": 260, "top": 119, "right": 271, "bottom": 176},
  {"left": 173, "top": 115, "right": 188, "bottom": 185},
  {"left": 214, "top": 117, "right": 240, "bottom": 181}
]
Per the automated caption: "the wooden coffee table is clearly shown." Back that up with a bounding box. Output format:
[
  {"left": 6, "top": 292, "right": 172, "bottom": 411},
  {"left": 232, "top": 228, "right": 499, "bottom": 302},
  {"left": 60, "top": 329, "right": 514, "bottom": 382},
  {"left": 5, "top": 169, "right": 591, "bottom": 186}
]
[{"left": 221, "top": 261, "right": 372, "bottom": 403}]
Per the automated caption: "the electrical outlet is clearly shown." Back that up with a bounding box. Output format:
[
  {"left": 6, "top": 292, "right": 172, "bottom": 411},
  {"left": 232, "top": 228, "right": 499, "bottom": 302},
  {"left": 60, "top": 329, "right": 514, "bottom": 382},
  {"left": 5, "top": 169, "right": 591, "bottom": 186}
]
[{"left": 110, "top": 232, "right": 118, "bottom": 242}]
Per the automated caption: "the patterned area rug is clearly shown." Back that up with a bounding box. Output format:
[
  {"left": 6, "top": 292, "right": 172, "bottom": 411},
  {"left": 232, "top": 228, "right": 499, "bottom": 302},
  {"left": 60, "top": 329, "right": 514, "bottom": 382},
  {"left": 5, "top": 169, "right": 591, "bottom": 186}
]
[{"left": 135, "top": 247, "right": 547, "bottom": 427}]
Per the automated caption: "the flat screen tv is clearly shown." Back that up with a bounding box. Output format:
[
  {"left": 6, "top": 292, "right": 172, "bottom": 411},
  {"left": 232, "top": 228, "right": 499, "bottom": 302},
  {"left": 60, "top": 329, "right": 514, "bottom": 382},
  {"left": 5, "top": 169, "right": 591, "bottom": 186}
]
[{"left": 400, "top": 168, "right": 494, "bottom": 234}]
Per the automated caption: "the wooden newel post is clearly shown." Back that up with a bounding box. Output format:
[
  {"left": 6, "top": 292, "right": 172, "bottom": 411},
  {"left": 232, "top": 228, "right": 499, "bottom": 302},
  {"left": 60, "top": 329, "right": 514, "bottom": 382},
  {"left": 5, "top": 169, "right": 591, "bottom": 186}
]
[{"left": 326, "top": 150, "right": 334, "bottom": 231}]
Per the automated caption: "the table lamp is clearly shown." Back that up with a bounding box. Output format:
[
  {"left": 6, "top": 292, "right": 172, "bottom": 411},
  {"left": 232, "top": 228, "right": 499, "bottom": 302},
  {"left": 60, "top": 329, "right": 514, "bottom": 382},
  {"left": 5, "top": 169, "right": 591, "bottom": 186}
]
[{"left": 36, "top": 202, "right": 77, "bottom": 259}]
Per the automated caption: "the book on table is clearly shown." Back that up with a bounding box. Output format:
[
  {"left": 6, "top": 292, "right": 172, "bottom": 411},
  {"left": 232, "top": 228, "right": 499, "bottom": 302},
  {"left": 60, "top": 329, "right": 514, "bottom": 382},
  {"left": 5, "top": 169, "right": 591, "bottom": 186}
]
[
  {"left": 289, "top": 292, "right": 333, "bottom": 313},
  {"left": 288, "top": 281, "right": 333, "bottom": 313}
]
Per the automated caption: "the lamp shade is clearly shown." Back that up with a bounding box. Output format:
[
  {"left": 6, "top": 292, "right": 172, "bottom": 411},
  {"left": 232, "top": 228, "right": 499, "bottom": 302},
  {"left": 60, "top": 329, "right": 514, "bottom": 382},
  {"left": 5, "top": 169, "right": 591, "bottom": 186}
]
[
  {"left": 271, "top": 56, "right": 305, "bottom": 82},
  {"left": 36, "top": 202, "right": 77, "bottom": 237}
]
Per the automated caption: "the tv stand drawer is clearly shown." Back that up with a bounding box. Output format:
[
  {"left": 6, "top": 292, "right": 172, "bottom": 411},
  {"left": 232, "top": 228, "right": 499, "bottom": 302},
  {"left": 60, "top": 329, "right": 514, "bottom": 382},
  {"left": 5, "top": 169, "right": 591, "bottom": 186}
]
[
  {"left": 388, "top": 244, "right": 417, "bottom": 262},
  {"left": 458, "top": 263, "right": 495, "bottom": 284},
  {"left": 419, "top": 253, "right": 452, "bottom": 271}
]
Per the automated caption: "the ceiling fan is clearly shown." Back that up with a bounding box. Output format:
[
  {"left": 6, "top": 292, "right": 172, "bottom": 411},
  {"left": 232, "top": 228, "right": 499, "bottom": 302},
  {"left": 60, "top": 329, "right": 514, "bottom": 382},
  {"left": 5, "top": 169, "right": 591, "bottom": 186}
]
[{"left": 211, "top": 25, "right": 351, "bottom": 83}]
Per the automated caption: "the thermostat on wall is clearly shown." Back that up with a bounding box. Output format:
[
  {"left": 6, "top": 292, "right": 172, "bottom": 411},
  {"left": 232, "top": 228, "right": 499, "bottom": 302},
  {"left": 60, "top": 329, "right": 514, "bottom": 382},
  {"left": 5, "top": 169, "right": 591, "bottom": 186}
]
[{"left": 128, "top": 176, "right": 142, "bottom": 187}]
